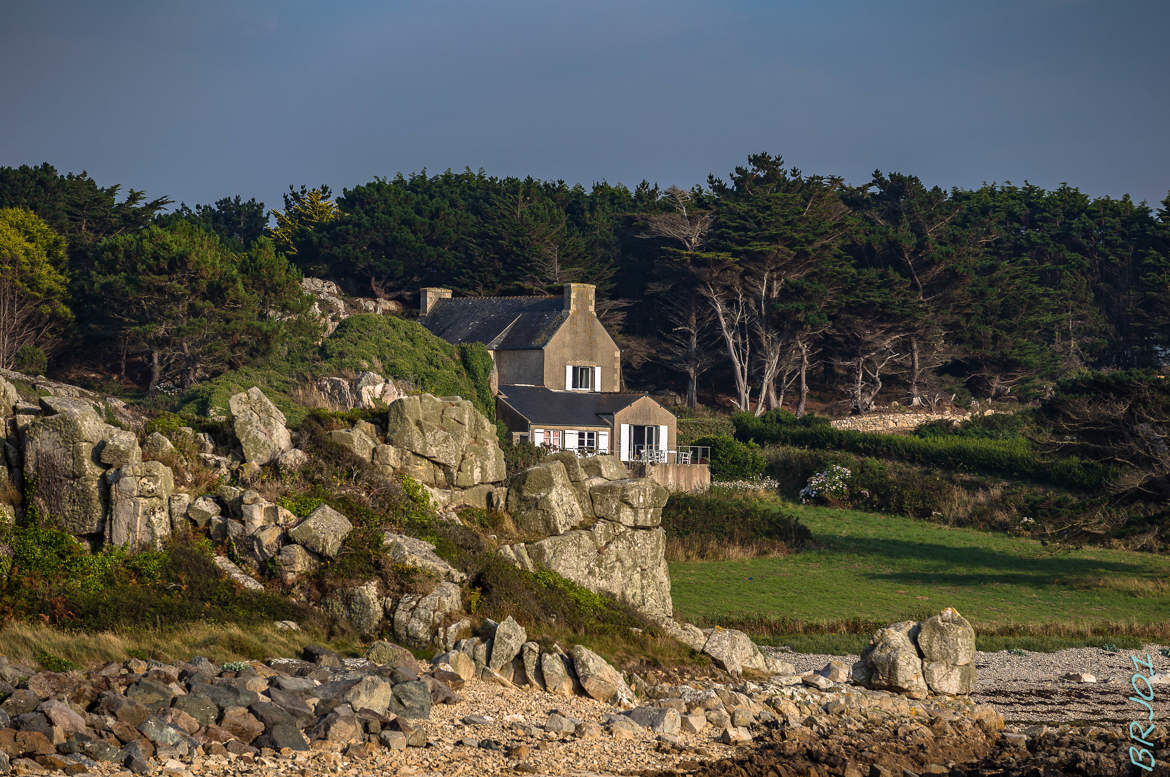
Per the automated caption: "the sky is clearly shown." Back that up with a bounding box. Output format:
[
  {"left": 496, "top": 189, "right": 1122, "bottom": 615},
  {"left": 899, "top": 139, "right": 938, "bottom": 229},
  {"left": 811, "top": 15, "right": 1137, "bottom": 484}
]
[{"left": 3, "top": 1, "right": 1168, "bottom": 211}]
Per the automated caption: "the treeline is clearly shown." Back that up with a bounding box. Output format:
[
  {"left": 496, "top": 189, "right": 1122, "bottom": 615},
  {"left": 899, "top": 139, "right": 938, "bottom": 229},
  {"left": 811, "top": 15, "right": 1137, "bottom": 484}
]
[{"left": 1, "top": 158, "right": 1168, "bottom": 411}]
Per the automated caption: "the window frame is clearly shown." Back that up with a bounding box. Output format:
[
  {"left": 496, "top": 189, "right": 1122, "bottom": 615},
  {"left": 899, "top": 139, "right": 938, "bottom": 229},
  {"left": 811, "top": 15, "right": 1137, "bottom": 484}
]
[{"left": 570, "top": 365, "right": 593, "bottom": 391}]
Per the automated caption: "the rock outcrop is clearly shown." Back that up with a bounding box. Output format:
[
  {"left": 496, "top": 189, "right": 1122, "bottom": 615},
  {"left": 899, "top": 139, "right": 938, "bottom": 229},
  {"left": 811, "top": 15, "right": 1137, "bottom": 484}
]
[
  {"left": 385, "top": 394, "right": 506, "bottom": 493},
  {"left": 317, "top": 371, "right": 404, "bottom": 411},
  {"left": 106, "top": 461, "right": 175, "bottom": 550},
  {"left": 322, "top": 393, "right": 507, "bottom": 510},
  {"left": 322, "top": 534, "right": 471, "bottom": 649},
  {"left": 852, "top": 608, "right": 976, "bottom": 697},
  {"left": 302, "top": 277, "right": 403, "bottom": 338},
  {"left": 21, "top": 398, "right": 113, "bottom": 536},
  {"left": 497, "top": 455, "right": 672, "bottom": 619},
  {"left": 228, "top": 388, "right": 292, "bottom": 465}
]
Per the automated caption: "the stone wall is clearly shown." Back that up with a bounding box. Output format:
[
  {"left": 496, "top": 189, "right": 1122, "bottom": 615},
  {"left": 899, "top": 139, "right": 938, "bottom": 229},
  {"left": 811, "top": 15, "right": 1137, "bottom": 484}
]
[{"left": 829, "top": 411, "right": 973, "bottom": 434}]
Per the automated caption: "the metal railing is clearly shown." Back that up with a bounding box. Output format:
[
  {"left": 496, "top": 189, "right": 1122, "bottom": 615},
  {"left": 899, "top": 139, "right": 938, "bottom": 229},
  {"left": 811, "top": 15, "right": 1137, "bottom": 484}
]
[
  {"left": 630, "top": 445, "right": 711, "bottom": 465},
  {"left": 536, "top": 442, "right": 711, "bottom": 465}
]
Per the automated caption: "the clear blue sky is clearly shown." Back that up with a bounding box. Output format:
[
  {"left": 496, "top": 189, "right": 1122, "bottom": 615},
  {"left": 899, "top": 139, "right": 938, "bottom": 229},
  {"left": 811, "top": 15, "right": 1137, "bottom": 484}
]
[{"left": 3, "top": 1, "right": 1167, "bottom": 210}]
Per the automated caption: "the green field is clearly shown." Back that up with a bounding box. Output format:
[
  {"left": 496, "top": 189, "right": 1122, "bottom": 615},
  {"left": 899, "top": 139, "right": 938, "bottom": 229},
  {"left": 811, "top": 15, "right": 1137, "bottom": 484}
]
[{"left": 669, "top": 499, "right": 1170, "bottom": 652}]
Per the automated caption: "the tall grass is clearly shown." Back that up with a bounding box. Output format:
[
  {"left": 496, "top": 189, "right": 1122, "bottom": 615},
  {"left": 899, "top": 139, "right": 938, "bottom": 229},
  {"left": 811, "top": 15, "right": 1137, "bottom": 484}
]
[{"left": 0, "top": 621, "right": 355, "bottom": 670}]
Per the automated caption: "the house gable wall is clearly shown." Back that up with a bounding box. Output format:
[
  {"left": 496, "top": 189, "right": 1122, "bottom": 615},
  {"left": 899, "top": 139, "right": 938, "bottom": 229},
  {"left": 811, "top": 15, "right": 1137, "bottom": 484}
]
[
  {"left": 541, "top": 312, "right": 621, "bottom": 392},
  {"left": 612, "top": 396, "right": 677, "bottom": 452}
]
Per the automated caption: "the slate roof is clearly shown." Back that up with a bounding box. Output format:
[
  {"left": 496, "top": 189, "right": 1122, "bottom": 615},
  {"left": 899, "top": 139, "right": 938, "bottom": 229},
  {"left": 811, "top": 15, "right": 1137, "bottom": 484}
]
[
  {"left": 419, "top": 295, "right": 567, "bottom": 350},
  {"left": 497, "top": 385, "right": 647, "bottom": 427}
]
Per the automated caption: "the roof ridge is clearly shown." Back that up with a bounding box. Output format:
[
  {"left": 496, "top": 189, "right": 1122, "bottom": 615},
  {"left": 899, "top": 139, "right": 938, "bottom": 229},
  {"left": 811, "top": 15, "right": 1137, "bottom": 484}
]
[{"left": 440, "top": 294, "right": 560, "bottom": 301}]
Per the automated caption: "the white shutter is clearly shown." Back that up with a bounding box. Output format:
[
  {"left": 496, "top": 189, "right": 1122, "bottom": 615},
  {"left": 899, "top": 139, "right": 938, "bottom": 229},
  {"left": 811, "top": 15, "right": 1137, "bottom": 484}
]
[
  {"left": 592, "top": 366, "right": 601, "bottom": 392},
  {"left": 619, "top": 424, "right": 630, "bottom": 461},
  {"left": 658, "top": 425, "right": 669, "bottom": 453},
  {"left": 564, "top": 430, "right": 577, "bottom": 450},
  {"left": 598, "top": 431, "right": 609, "bottom": 454},
  {"left": 533, "top": 428, "right": 544, "bottom": 446},
  {"left": 565, "top": 365, "right": 574, "bottom": 390}
]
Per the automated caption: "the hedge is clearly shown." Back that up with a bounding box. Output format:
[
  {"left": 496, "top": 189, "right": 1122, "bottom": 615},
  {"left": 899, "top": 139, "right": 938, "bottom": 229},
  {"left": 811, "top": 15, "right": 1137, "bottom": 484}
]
[
  {"left": 734, "top": 410, "right": 1106, "bottom": 491},
  {"left": 663, "top": 492, "right": 811, "bottom": 550}
]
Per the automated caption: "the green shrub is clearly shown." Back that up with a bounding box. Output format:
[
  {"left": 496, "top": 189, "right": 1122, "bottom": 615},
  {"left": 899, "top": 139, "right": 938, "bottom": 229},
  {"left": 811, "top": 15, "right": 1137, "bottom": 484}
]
[
  {"left": 695, "top": 435, "right": 766, "bottom": 480},
  {"left": 663, "top": 492, "right": 811, "bottom": 552},
  {"left": 34, "top": 650, "right": 77, "bottom": 672},
  {"left": 499, "top": 435, "right": 546, "bottom": 474},
  {"left": 177, "top": 366, "right": 300, "bottom": 423},
  {"left": 320, "top": 315, "right": 494, "bottom": 419},
  {"left": 13, "top": 345, "right": 47, "bottom": 375},
  {"left": 914, "top": 412, "right": 1032, "bottom": 441},
  {"left": 676, "top": 415, "right": 735, "bottom": 445},
  {"left": 276, "top": 491, "right": 325, "bottom": 518},
  {"left": 471, "top": 556, "right": 640, "bottom": 635},
  {"left": 0, "top": 516, "right": 305, "bottom": 630}
]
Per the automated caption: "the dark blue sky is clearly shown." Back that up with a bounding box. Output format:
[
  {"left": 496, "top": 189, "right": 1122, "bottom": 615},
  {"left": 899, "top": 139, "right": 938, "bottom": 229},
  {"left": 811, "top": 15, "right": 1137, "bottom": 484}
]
[{"left": 3, "top": 1, "right": 1167, "bottom": 211}]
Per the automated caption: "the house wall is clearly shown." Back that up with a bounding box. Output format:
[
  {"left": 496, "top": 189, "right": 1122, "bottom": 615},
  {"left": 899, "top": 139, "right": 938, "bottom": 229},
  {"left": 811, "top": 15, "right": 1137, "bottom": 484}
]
[
  {"left": 493, "top": 349, "right": 545, "bottom": 387},
  {"left": 612, "top": 396, "right": 677, "bottom": 455},
  {"left": 495, "top": 398, "right": 531, "bottom": 442},
  {"left": 628, "top": 461, "right": 711, "bottom": 493},
  {"left": 542, "top": 313, "right": 621, "bottom": 392},
  {"left": 530, "top": 424, "right": 611, "bottom": 453}
]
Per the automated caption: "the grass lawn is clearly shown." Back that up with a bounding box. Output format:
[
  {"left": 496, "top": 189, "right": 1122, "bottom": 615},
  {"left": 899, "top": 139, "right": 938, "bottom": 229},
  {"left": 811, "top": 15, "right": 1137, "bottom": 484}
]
[{"left": 669, "top": 499, "right": 1170, "bottom": 653}]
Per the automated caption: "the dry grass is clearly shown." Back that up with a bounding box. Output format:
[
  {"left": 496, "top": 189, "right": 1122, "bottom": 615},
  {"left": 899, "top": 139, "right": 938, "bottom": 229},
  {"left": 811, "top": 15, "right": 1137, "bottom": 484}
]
[
  {"left": 1056, "top": 574, "right": 1170, "bottom": 597},
  {"left": 0, "top": 621, "right": 358, "bottom": 671},
  {"left": 0, "top": 480, "right": 19, "bottom": 507},
  {"left": 665, "top": 537, "right": 795, "bottom": 562}
]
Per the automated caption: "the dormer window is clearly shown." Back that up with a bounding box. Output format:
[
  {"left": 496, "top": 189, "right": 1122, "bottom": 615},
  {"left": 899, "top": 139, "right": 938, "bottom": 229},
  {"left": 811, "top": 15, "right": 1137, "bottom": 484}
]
[{"left": 567, "top": 365, "right": 599, "bottom": 391}]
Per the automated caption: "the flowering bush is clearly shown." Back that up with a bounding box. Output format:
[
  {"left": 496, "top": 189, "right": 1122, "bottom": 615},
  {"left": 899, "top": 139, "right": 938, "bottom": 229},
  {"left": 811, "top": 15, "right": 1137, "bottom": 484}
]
[
  {"left": 712, "top": 476, "right": 781, "bottom": 492},
  {"left": 799, "top": 464, "right": 851, "bottom": 505}
]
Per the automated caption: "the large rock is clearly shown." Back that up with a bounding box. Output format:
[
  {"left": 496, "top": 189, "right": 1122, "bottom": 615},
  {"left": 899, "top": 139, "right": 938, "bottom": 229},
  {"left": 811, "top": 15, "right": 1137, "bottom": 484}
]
[
  {"left": 569, "top": 645, "right": 633, "bottom": 706},
  {"left": 579, "top": 455, "right": 628, "bottom": 481},
  {"left": 385, "top": 394, "right": 505, "bottom": 489},
  {"left": 507, "top": 462, "right": 586, "bottom": 535},
  {"left": 390, "top": 582, "right": 465, "bottom": 648},
  {"left": 917, "top": 607, "right": 977, "bottom": 695},
  {"left": 228, "top": 387, "right": 291, "bottom": 465},
  {"left": 856, "top": 621, "right": 929, "bottom": 699},
  {"left": 589, "top": 478, "right": 669, "bottom": 528},
  {"left": 852, "top": 610, "right": 977, "bottom": 698},
  {"left": 504, "top": 521, "right": 672, "bottom": 619},
  {"left": 700, "top": 628, "right": 769, "bottom": 675},
  {"left": 382, "top": 532, "right": 466, "bottom": 583},
  {"left": 0, "top": 377, "right": 18, "bottom": 418},
  {"left": 21, "top": 398, "right": 111, "bottom": 536},
  {"left": 327, "top": 427, "right": 377, "bottom": 461},
  {"left": 355, "top": 372, "right": 402, "bottom": 409},
  {"left": 98, "top": 429, "right": 141, "bottom": 469},
  {"left": 486, "top": 616, "right": 526, "bottom": 672},
  {"left": 540, "top": 650, "right": 576, "bottom": 696},
  {"left": 498, "top": 457, "right": 672, "bottom": 619},
  {"left": 324, "top": 580, "right": 383, "bottom": 636},
  {"left": 106, "top": 461, "right": 174, "bottom": 549},
  {"left": 288, "top": 504, "right": 352, "bottom": 559},
  {"left": 276, "top": 543, "right": 316, "bottom": 585}
]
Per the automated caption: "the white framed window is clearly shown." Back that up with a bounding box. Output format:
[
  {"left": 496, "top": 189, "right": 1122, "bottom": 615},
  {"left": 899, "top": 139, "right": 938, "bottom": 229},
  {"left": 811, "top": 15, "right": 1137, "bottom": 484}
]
[
  {"left": 568, "top": 365, "right": 589, "bottom": 388},
  {"left": 578, "top": 431, "right": 597, "bottom": 452}
]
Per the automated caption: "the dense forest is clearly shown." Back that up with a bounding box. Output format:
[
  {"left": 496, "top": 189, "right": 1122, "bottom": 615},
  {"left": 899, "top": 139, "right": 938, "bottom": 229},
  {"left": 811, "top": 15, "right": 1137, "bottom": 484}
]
[{"left": 1, "top": 156, "right": 1168, "bottom": 414}]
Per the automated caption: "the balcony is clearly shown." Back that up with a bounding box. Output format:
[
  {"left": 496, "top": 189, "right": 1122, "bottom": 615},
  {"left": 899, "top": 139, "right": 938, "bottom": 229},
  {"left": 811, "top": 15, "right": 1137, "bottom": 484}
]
[{"left": 629, "top": 445, "right": 711, "bottom": 466}]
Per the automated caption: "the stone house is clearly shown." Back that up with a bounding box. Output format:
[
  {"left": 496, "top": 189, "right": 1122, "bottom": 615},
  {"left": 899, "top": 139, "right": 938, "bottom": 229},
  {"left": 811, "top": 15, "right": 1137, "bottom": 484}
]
[{"left": 419, "top": 283, "right": 687, "bottom": 465}]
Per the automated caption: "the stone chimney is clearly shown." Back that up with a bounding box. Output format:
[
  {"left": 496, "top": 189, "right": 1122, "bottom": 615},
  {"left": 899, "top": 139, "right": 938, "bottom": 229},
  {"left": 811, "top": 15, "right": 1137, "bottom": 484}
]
[
  {"left": 563, "top": 283, "right": 595, "bottom": 315},
  {"left": 420, "top": 287, "right": 452, "bottom": 316}
]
